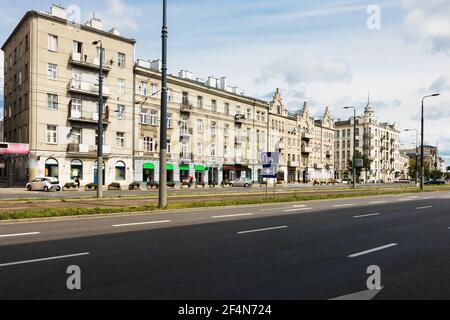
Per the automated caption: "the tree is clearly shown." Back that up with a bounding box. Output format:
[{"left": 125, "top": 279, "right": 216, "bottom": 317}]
[
  {"left": 348, "top": 150, "right": 373, "bottom": 182},
  {"left": 409, "top": 158, "right": 431, "bottom": 180},
  {"left": 447, "top": 166, "right": 450, "bottom": 172},
  {"left": 430, "top": 170, "right": 444, "bottom": 180}
]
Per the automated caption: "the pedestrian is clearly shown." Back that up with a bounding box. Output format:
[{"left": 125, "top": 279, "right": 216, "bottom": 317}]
[{"left": 75, "top": 176, "right": 80, "bottom": 189}]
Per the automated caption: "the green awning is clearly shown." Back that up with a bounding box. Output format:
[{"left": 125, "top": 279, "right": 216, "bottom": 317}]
[
  {"left": 166, "top": 164, "right": 174, "bottom": 170},
  {"left": 143, "top": 163, "right": 155, "bottom": 170},
  {"left": 179, "top": 164, "right": 190, "bottom": 171},
  {"left": 195, "top": 165, "right": 205, "bottom": 171}
]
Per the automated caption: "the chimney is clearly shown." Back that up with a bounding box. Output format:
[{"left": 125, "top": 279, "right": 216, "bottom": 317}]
[
  {"left": 179, "top": 70, "right": 193, "bottom": 80},
  {"left": 219, "top": 77, "right": 228, "bottom": 90},
  {"left": 109, "top": 28, "right": 120, "bottom": 36},
  {"left": 206, "top": 76, "right": 217, "bottom": 88},
  {"left": 50, "top": 4, "right": 67, "bottom": 20},
  {"left": 150, "top": 59, "right": 162, "bottom": 72},
  {"left": 86, "top": 14, "right": 103, "bottom": 30}
]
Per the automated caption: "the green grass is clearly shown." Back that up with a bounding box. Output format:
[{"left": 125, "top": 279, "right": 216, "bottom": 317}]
[{"left": 2, "top": 185, "right": 447, "bottom": 221}]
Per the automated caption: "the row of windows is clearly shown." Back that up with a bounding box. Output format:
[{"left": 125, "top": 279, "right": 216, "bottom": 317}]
[
  {"left": 46, "top": 125, "right": 126, "bottom": 148},
  {"left": 4, "top": 34, "right": 29, "bottom": 72},
  {"left": 46, "top": 158, "right": 127, "bottom": 181}
]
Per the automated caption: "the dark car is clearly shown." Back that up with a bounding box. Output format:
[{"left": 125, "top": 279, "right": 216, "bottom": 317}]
[{"left": 425, "top": 179, "right": 445, "bottom": 185}]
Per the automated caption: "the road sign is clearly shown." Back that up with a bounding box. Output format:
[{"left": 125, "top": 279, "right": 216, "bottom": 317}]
[
  {"left": 355, "top": 159, "right": 364, "bottom": 168},
  {"left": 262, "top": 164, "right": 277, "bottom": 179},
  {"left": 261, "top": 152, "right": 279, "bottom": 167}
]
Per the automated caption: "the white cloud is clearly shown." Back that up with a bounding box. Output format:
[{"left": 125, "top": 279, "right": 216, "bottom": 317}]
[
  {"left": 402, "top": 0, "right": 450, "bottom": 54},
  {"left": 256, "top": 52, "right": 352, "bottom": 86},
  {"left": 99, "top": 0, "right": 141, "bottom": 32}
]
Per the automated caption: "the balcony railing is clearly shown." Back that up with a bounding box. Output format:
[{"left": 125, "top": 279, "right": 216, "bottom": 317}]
[
  {"left": 288, "top": 160, "right": 300, "bottom": 167},
  {"left": 67, "top": 143, "right": 111, "bottom": 156},
  {"left": 68, "top": 107, "right": 110, "bottom": 125},
  {"left": 302, "top": 132, "right": 313, "bottom": 140},
  {"left": 69, "top": 52, "right": 111, "bottom": 72},
  {"left": 68, "top": 80, "right": 110, "bottom": 98},
  {"left": 235, "top": 114, "right": 245, "bottom": 123},
  {"left": 302, "top": 145, "right": 313, "bottom": 154}
]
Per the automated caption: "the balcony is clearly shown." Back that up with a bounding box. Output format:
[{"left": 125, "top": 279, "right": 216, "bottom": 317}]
[
  {"left": 235, "top": 136, "right": 245, "bottom": 145},
  {"left": 68, "top": 80, "right": 110, "bottom": 98},
  {"left": 302, "top": 132, "right": 313, "bottom": 140},
  {"left": 288, "top": 160, "right": 300, "bottom": 167},
  {"left": 301, "top": 145, "right": 313, "bottom": 154},
  {"left": 69, "top": 53, "right": 111, "bottom": 72},
  {"left": 180, "top": 128, "right": 193, "bottom": 137},
  {"left": 68, "top": 107, "right": 110, "bottom": 125},
  {"left": 179, "top": 153, "right": 194, "bottom": 161},
  {"left": 180, "top": 102, "right": 193, "bottom": 113},
  {"left": 364, "top": 133, "right": 375, "bottom": 139},
  {"left": 66, "top": 143, "right": 111, "bottom": 158},
  {"left": 235, "top": 114, "right": 245, "bottom": 124}
]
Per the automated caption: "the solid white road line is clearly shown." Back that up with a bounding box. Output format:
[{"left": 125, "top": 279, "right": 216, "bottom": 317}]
[
  {"left": 369, "top": 201, "right": 387, "bottom": 204},
  {"left": 416, "top": 206, "right": 432, "bottom": 210},
  {"left": 0, "top": 252, "right": 90, "bottom": 268},
  {"left": 284, "top": 208, "right": 312, "bottom": 212},
  {"left": 238, "top": 226, "right": 288, "bottom": 235},
  {"left": 112, "top": 220, "right": 171, "bottom": 227},
  {"left": 421, "top": 197, "right": 435, "bottom": 200},
  {"left": 212, "top": 213, "right": 254, "bottom": 219},
  {"left": 0, "top": 232, "right": 41, "bottom": 238},
  {"left": 333, "top": 204, "right": 356, "bottom": 208},
  {"left": 348, "top": 243, "right": 398, "bottom": 258},
  {"left": 353, "top": 213, "right": 381, "bottom": 219},
  {"left": 292, "top": 205, "right": 307, "bottom": 208}
]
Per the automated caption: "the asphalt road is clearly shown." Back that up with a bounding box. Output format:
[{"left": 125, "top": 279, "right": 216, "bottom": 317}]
[{"left": 0, "top": 190, "right": 449, "bottom": 300}]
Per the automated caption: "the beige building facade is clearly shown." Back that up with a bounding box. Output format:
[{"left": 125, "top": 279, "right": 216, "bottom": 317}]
[
  {"left": 2, "top": 5, "right": 336, "bottom": 187},
  {"left": 334, "top": 101, "right": 402, "bottom": 182},
  {"left": 2, "top": 6, "right": 135, "bottom": 186}
]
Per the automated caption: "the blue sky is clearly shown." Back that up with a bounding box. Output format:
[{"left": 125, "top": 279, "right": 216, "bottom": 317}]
[{"left": 0, "top": 0, "right": 449, "bottom": 167}]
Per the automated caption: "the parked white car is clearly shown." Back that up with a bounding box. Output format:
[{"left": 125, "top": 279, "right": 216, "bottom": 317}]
[
  {"left": 231, "top": 178, "right": 254, "bottom": 188},
  {"left": 26, "top": 177, "right": 61, "bottom": 192}
]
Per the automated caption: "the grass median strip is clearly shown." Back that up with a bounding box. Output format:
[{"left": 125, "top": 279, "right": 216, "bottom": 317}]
[{"left": 0, "top": 187, "right": 448, "bottom": 221}]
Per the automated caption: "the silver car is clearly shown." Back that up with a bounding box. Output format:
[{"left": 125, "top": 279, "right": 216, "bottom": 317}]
[
  {"left": 231, "top": 178, "right": 253, "bottom": 188},
  {"left": 26, "top": 177, "right": 61, "bottom": 192}
]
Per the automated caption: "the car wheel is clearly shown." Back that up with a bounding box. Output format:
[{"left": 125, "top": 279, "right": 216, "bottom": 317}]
[
  {"left": 27, "top": 185, "right": 32, "bottom": 191},
  {"left": 56, "top": 186, "right": 61, "bottom": 192},
  {"left": 44, "top": 186, "right": 49, "bottom": 192},
  {"left": 244, "top": 184, "right": 249, "bottom": 188}
]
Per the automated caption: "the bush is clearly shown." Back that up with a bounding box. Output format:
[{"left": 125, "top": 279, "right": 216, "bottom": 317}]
[
  {"left": 167, "top": 181, "right": 176, "bottom": 188},
  {"left": 85, "top": 183, "right": 97, "bottom": 191},
  {"left": 64, "top": 182, "right": 78, "bottom": 189},
  {"left": 108, "top": 182, "right": 121, "bottom": 190},
  {"left": 129, "top": 182, "right": 141, "bottom": 190}
]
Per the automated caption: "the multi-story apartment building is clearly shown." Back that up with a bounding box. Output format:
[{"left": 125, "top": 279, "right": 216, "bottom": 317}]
[
  {"left": 2, "top": 5, "right": 335, "bottom": 187},
  {"left": 2, "top": 6, "right": 135, "bottom": 186},
  {"left": 334, "top": 100, "right": 401, "bottom": 182},
  {"left": 401, "top": 145, "right": 446, "bottom": 174},
  {"left": 133, "top": 60, "right": 269, "bottom": 185}
]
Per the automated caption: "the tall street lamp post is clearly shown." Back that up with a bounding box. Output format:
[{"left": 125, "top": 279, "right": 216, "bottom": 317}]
[
  {"left": 93, "top": 40, "right": 104, "bottom": 198},
  {"left": 159, "top": 0, "right": 168, "bottom": 208},
  {"left": 344, "top": 106, "right": 356, "bottom": 189},
  {"left": 420, "top": 94, "right": 440, "bottom": 191},
  {"left": 404, "top": 129, "right": 419, "bottom": 187}
]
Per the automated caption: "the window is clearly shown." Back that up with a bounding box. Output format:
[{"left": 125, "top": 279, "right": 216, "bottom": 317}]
[
  {"left": 117, "top": 79, "right": 125, "bottom": 94},
  {"left": 150, "top": 110, "right": 157, "bottom": 126},
  {"left": 144, "top": 137, "right": 154, "bottom": 152},
  {"left": 48, "top": 35, "right": 58, "bottom": 52},
  {"left": 118, "top": 53, "right": 126, "bottom": 68},
  {"left": 196, "top": 119, "right": 203, "bottom": 133},
  {"left": 167, "top": 114, "right": 172, "bottom": 128},
  {"left": 117, "top": 105, "right": 125, "bottom": 119},
  {"left": 210, "top": 122, "right": 217, "bottom": 135},
  {"left": 211, "top": 100, "right": 217, "bottom": 112},
  {"left": 18, "top": 71, "right": 22, "bottom": 86},
  {"left": 72, "top": 98, "right": 82, "bottom": 113},
  {"left": 236, "top": 105, "right": 241, "bottom": 115},
  {"left": 196, "top": 142, "right": 202, "bottom": 156},
  {"left": 47, "top": 94, "right": 58, "bottom": 109},
  {"left": 25, "top": 34, "right": 29, "bottom": 51},
  {"left": 224, "top": 124, "right": 229, "bottom": 137},
  {"left": 141, "top": 81, "right": 147, "bottom": 96},
  {"left": 182, "top": 92, "right": 189, "bottom": 105},
  {"left": 115, "top": 161, "right": 126, "bottom": 181},
  {"left": 246, "top": 108, "right": 251, "bottom": 119},
  {"left": 46, "top": 125, "right": 57, "bottom": 144},
  {"left": 151, "top": 83, "right": 158, "bottom": 96},
  {"left": 47, "top": 63, "right": 58, "bottom": 80},
  {"left": 167, "top": 140, "right": 171, "bottom": 153},
  {"left": 95, "top": 130, "right": 105, "bottom": 146},
  {"left": 210, "top": 144, "right": 216, "bottom": 157},
  {"left": 116, "top": 132, "right": 125, "bottom": 148},
  {"left": 71, "top": 128, "right": 82, "bottom": 144},
  {"left": 140, "top": 109, "right": 148, "bottom": 124},
  {"left": 224, "top": 103, "right": 230, "bottom": 115},
  {"left": 70, "top": 159, "right": 83, "bottom": 180},
  {"left": 197, "top": 96, "right": 203, "bottom": 109}
]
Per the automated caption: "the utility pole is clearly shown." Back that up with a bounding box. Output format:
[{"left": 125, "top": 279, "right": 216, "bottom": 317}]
[
  {"left": 159, "top": 0, "right": 168, "bottom": 208},
  {"left": 93, "top": 40, "right": 104, "bottom": 198},
  {"left": 344, "top": 106, "right": 357, "bottom": 189},
  {"left": 420, "top": 94, "right": 440, "bottom": 191}
]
